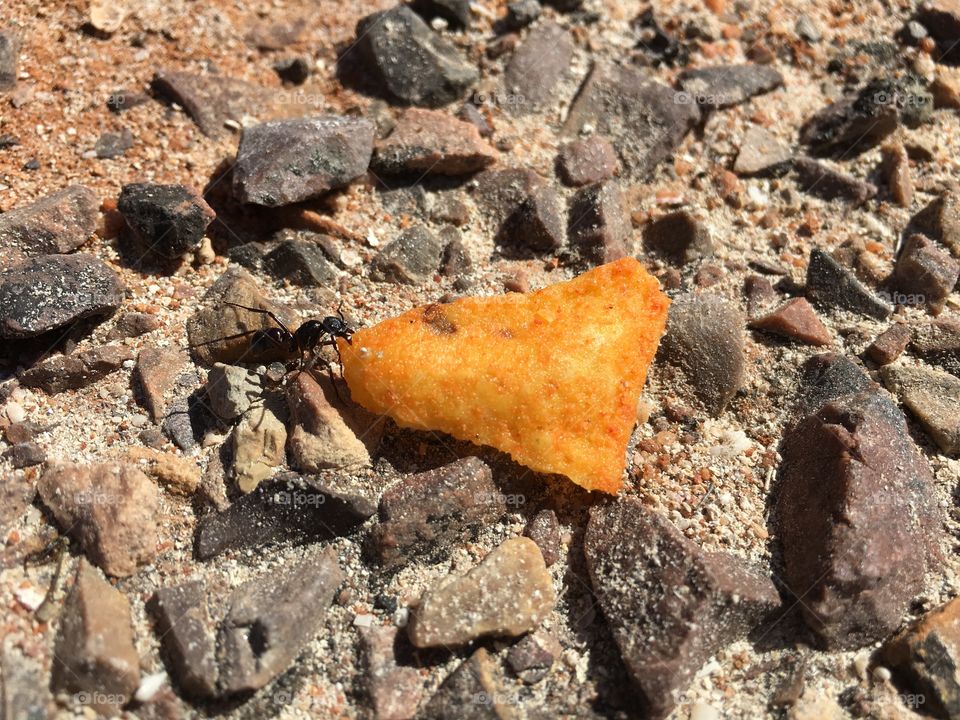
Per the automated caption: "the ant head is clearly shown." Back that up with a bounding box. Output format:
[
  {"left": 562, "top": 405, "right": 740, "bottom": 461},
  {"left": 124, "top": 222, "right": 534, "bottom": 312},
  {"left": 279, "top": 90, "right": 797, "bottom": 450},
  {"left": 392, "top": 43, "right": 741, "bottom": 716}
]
[{"left": 322, "top": 316, "right": 353, "bottom": 339}]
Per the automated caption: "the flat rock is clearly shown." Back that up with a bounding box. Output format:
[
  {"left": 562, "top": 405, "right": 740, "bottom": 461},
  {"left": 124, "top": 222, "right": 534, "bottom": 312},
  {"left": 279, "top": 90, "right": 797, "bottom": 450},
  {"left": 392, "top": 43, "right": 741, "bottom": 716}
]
[
  {"left": 231, "top": 400, "right": 287, "bottom": 493},
  {"left": 232, "top": 116, "right": 375, "bottom": 207},
  {"left": 503, "top": 21, "right": 574, "bottom": 116},
  {"left": 912, "top": 315, "right": 960, "bottom": 376},
  {"left": 794, "top": 157, "right": 877, "bottom": 204},
  {"left": 152, "top": 70, "right": 271, "bottom": 138},
  {"left": 0, "top": 185, "right": 98, "bottom": 266},
  {"left": 585, "top": 499, "right": 779, "bottom": 717},
  {"left": 419, "top": 648, "right": 514, "bottom": 719},
  {"left": 806, "top": 248, "right": 890, "bottom": 320},
  {"left": 19, "top": 343, "right": 134, "bottom": 393},
  {"left": 370, "top": 225, "right": 444, "bottom": 284},
  {"left": 558, "top": 136, "right": 619, "bottom": 187},
  {"left": 287, "top": 370, "right": 384, "bottom": 472},
  {"left": 678, "top": 64, "right": 783, "bottom": 110},
  {"left": 360, "top": 625, "right": 423, "bottom": 720},
  {"left": 734, "top": 126, "right": 792, "bottom": 176},
  {"left": 124, "top": 446, "right": 200, "bottom": 495},
  {"left": 107, "top": 311, "right": 160, "bottom": 340},
  {"left": 355, "top": 5, "right": 478, "bottom": 107},
  {"left": 94, "top": 128, "right": 133, "bottom": 159},
  {"left": 0, "top": 30, "right": 19, "bottom": 91},
  {"left": 151, "top": 581, "right": 218, "bottom": 699},
  {"left": 263, "top": 239, "right": 339, "bottom": 286},
  {"left": 910, "top": 191, "right": 960, "bottom": 258},
  {"left": 475, "top": 168, "right": 565, "bottom": 255},
  {"left": 568, "top": 181, "right": 631, "bottom": 265},
  {"left": 218, "top": 546, "right": 343, "bottom": 694},
  {"left": 894, "top": 234, "right": 960, "bottom": 315},
  {"left": 867, "top": 323, "right": 911, "bottom": 365},
  {"left": 205, "top": 363, "right": 261, "bottom": 421},
  {"left": 524, "top": 509, "right": 561, "bottom": 567},
  {"left": 134, "top": 347, "right": 190, "bottom": 422},
  {"left": 881, "top": 141, "right": 912, "bottom": 207},
  {"left": 657, "top": 293, "right": 745, "bottom": 415},
  {"left": 373, "top": 108, "right": 497, "bottom": 175},
  {"left": 367, "top": 456, "right": 507, "bottom": 568},
  {"left": 117, "top": 183, "right": 215, "bottom": 260},
  {"left": 562, "top": 60, "right": 699, "bottom": 178},
  {"left": 245, "top": 16, "right": 305, "bottom": 49},
  {"left": 0, "top": 253, "right": 122, "bottom": 339},
  {"left": 750, "top": 297, "right": 832, "bottom": 346},
  {"left": 643, "top": 208, "right": 713, "bottom": 264},
  {"left": 407, "top": 536, "right": 556, "bottom": 647},
  {"left": 777, "top": 387, "right": 943, "bottom": 648},
  {"left": 52, "top": 560, "right": 140, "bottom": 715},
  {"left": 881, "top": 363, "right": 960, "bottom": 455},
  {"left": 38, "top": 462, "right": 160, "bottom": 577}
]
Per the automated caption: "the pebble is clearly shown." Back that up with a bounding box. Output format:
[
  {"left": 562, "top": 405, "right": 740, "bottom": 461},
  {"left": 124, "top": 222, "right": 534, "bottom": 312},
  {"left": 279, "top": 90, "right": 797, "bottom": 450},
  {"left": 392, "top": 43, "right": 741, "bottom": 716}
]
[
  {"left": 205, "top": 363, "right": 261, "bottom": 421},
  {"left": 778, "top": 382, "right": 942, "bottom": 647},
  {"left": 37, "top": 461, "right": 160, "bottom": 577},
  {"left": 273, "top": 55, "right": 310, "bottom": 85},
  {"left": 643, "top": 208, "right": 713, "bottom": 264},
  {"left": 367, "top": 456, "right": 507, "bottom": 568},
  {"left": 657, "top": 293, "right": 745, "bottom": 415},
  {"left": 0, "top": 184, "right": 98, "bottom": 266},
  {"left": 912, "top": 315, "right": 960, "bottom": 376},
  {"left": 506, "top": 0, "right": 541, "bottom": 29},
  {"left": 8, "top": 441, "right": 45, "bottom": 468},
  {"left": 475, "top": 168, "right": 565, "bottom": 255},
  {"left": 806, "top": 248, "right": 890, "bottom": 320},
  {"left": 0, "top": 30, "right": 18, "bottom": 91},
  {"left": 107, "top": 310, "right": 160, "bottom": 340},
  {"left": 232, "top": 116, "right": 375, "bottom": 207},
  {"left": 117, "top": 183, "right": 215, "bottom": 260},
  {"left": 910, "top": 190, "right": 960, "bottom": 259},
  {"left": 795, "top": 14, "right": 821, "bottom": 42},
  {"left": 125, "top": 446, "right": 200, "bottom": 495},
  {"left": 18, "top": 343, "right": 133, "bottom": 393},
  {"left": 750, "top": 297, "right": 832, "bottom": 346},
  {"left": 733, "top": 126, "right": 792, "bottom": 176},
  {"left": 524, "top": 509, "right": 561, "bottom": 566},
  {"left": 360, "top": 625, "right": 423, "bottom": 720},
  {"left": 407, "top": 537, "right": 555, "bottom": 648},
  {"left": 245, "top": 16, "right": 305, "bottom": 50},
  {"left": 94, "top": 127, "right": 133, "bottom": 159},
  {"left": 568, "top": 181, "right": 631, "bottom": 265},
  {"left": 51, "top": 560, "right": 141, "bottom": 715},
  {"left": 411, "top": 0, "right": 472, "bottom": 28},
  {"left": 866, "top": 323, "right": 911, "bottom": 365},
  {"left": 881, "top": 141, "right": 912, "bottom": 207},
  {"left": 134, "top": 347, "right": 190, "bottom": 421},
  {"left": 373, "top": 108, "right": 497, "bottom": 175},
  {"left": 562, "top": 60, "right": 699, "bottom": 178},
  {"left": 0, "top": 253, "right": 123, "bottom": 339},
  {"left": 152, "top": 69, "right": 270, "bottom": 138},
  {"left": 894, "top": 234, "right": 959, "bottom": 315},
  {"left": 106, "top": 88, "right": 149, "bottom": 113},
  {"left": 584, "top": 499, "right": 779, "bottom": 717},
  {"left": 678, "top": 63, "right": 783, "bottom": 110},
  {"left": 506, "top": 630, "right": 561, "bottom": 683},
  {"left": 231, "top": 400, "right": 287, "bottom": 493},
  {"left": 150, "top": 581, "right": 218, "bottom": 698},
  {"left": 557, "top": 136, "right": 619, "bottom": 187},
  {"left": 355, "top": 6, "right": 478, "bottom": 107},
  {"left": 793, "top": 157, "right": 877, "bottom": 204},
  {"left": 263, "top": 238, "right": 339, "bottom": 286},
  {"left": 881, "top": 363, "right": 960, "bottom": 455},
  {"left": 370, "top": 225, "right": 445, "bottom": 285},
  {"left": 503, "top": 21, "right": 574, "bottom": 116},
  {"left": 794, "top": 353, "right": 874, "bottom": 418},
  {"left": 440, "top": 233, "right": 473, "bottom": 277}
]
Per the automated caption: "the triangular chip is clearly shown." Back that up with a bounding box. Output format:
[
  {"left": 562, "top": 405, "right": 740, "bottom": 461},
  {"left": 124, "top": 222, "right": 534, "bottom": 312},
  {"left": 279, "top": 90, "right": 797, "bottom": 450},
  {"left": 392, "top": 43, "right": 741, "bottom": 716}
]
[{"left": 338, "top": 258, "right": 670, "bottom": 493}]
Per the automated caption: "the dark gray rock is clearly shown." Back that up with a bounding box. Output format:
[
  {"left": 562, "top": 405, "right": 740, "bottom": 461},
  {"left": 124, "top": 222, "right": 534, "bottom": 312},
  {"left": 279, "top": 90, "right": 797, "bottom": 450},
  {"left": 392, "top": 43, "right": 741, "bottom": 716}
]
[
  {"left": 8, "top": 441, "right": 45, "bottom": 468},
  {"left": 411, "top": 0, "right": 472, "bottom": 28},
  {"left": 557, "top": 136, "right": 619, "bottom": 187},
  {"left": 370, "top": 225, "right": 444, "bottom": 284},
  {"left": 794, "top": 157, "right": 877, "bottom": 204},
  {"left": 419, "top": 648, "right": 514, "bottom": 719},
  {"left": 794, "top": 352, "right": 874, "bottom": 418},
  {"left": 656, "top": 294, "right": 745, "bottom": 416},
  {"left": 232, "top": 116, "right": 375, "bottom": 207},
  {"left": 643, "top": 209, "right": 713, "bottom": 264},
  {"left": 507, "top": 631, "right": 560, "bottom": 684},
  {"left": 506, "top": 0, "right": 542, "bottom": 29},
  {"left": 118, "top": 183, "right": 215, "bottom": 259},
  {"left": 0, "top": 30, "right": 18, "bottom": 92},
  {"left": 151, "top": 581, "right": 219, "bottom": 698},
  {"left": 678, "top": 64, "right": 783, "bottom": 110},
  {"left": 0, "top": 253, "right": 122, "bottom": 339},
  {"left": 916, "top": 1, "right": 960, "bottom": 63},
  {"left": 476, "top": 168, "right": 565, "bottom": 256},
  {"left": 881, "top": 363, "right": 960, "bottom": 455},
  {"left": 563, "top": 61, "right": 699, "bottom": 178},
  {"left": 806, "top": 248, "right": 891, "bottom": 320},
  {"left": 18, "top": 343, "right": 134, "bottom": 393},
  {"left": 568, "top": 181, "right": 631, "bottom": 265},
  {"left": 440, "top": 233, "right": 473, "bottom": 277},
  {"left": 264, "top": 239, "right": 339, "bottom": 286},
  {"left": 152, "top": 70, "right": 270, "bottom": 138},
  {"left": 106, "top": 88, "right": 149, "bottom": 113},
  {"left": 274, "top": 55, "right": 311, "bottom": 85},
  {"left": 94, "top": 128, "right": 133, "bottom": 158},
  {"left": 367, "top": 457, "right": 507, "bottom": 569},
  {"left": 355, "top": 6, "right": 478, "bottom": 107},
  {"left": 0, "top": 185, "right": 98, "bottom": 266},
  {"left": 585, "top": 499, "right": 780, "bottom": 717},
  {"left": 894, "top": 234, "right": 960, "bottom": 315},
  {"left": 503, "top": 21, "right": 575, "bottom": 116}
]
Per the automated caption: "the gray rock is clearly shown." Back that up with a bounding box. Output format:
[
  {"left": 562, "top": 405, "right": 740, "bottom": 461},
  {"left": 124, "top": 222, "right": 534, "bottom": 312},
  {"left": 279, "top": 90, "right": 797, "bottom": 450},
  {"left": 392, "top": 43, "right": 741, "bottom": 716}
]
[
  {"left": 1, "top": 645, "right": 51, "bottom": 720},
  {"left": 476, "top": 168, "right": 565, "bottom": 256},
  {"left": 370, "top": 225, "right": 444, "bottom": 284},
  {"left": 232, "top": 116, "right": 375, "bottom": 206},
  {"left": 440, "top": 233, "right": 473, "bottom": 276},
  {"left": 806, "top": 248, "right": 890, "bottom": 320},
  {"left": 264, "top": 239, "right": 339, "bottom": 286},
  {"left": 794, "top": 352, "right": 874, "bottom": 419},
  {"left": 881, "top": 363, "right": 960, "bottom": 455},
  {"left": 894, "top": 234, "right": 960, "bottom": 315},
  {"left": 419, "top": 648, "right": 515, "bottom": 719},
  {"left": 678, "top": 64, "right": 783, "bottom": 110},
  {"left": 557, "top": 136, "right": 619, "bottom": 187},
  {"left": 151, "top": 581, "right": 219, "bottom": 698},
  {"left": 503, "top": 21, "right": 574, "bottom": 116},
  {"left": 507, "top": 631, "right": 560, "bottom": 684},
  {"left": 117, "top": 183, "right": 215, "bottom": 260},
  {"left": 643, "top": 209, "right": 713, "bottom": 264},
  {"left": 206, "top": 363, "right": 261, "bottom": 420},
  {"left": 8, "top": 441, "right": 45, "bottom": 468},
  {"left": 0, "top": 185, "right": 98, "bottom": 266},
  {"left": 94, "top": 128, "right": 133, "bottom": 158},
  {"left": 152, "top": 70, "right": 270, "bottom": 138},
  {"left": 355, "top": 6, "right": 478, "bottom": 107},
  {"left": 373, "top": 108, "right": 497, "bottom": 176},
  {"left": 0, "top": 30, "right": 18, "bottom": 92},
  {"left": 0, "top": 253, "right": 123, "bottom": 339},
  {"left": 733, "top": 126, "right": 792, "bottom": 176},
  {"left": 794, "top": 157, "right": 877, "bottom": 204},
  {"left": 18, "top": 343, "right": 134, "bottom": 393},
  {"left": 568, "top": 181, "right": 631, "bottom": 265},
  {"left": 506, "top": 0, "right": 542, "bottom": 29},
  {"left": 912, "top": 315, "right": 960, "bottom": 377},
  {"left": 360, "top": 626, "right": 423, "bottom": 720}
]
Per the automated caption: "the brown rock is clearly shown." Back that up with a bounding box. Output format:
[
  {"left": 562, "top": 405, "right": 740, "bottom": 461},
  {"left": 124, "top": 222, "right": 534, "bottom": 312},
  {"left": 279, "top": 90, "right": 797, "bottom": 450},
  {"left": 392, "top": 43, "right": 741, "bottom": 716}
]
[
  {"left": 419, "top": 648, "right": 516, "bottom": 719},
  {"left": 881, "top": 363, "right": 960, "bottom": 455},
  {"left": 134, "top": 347, "right": 190, "bottom": 422},
  {"left": 584, "top": 499, "right": 779, "bottom": 717},
  {"left": 0, "top": 185, "right": 98, "bottom": 267},
  {"left": 750, "top": 298, "right": 832, "bottom": 346},
  {"left": 558, "top": 136, "right": 619, "bottom": 187},
  {"left": 150, "top": 581, "right": 218, "bottom": 699},
  {"left": 51, "top": 560, "right": 141, "bottom": 715},
  {"left": 866, "top": 323, "right": 911, "bottom": 365},
  {"left": 524, "top": 509, "right": 561, "bottom": 566},
  {"left": 368, "top": 457, "right": 507, "bottom": 568},
  {"left": 503, "top": 21, "right": 574, "bottom": 116},
  {"left": 152, "top": 70, "right": 271, "bottom": 138},
  {"left": 794, "top": 157, "right": 877, "bottom": 204},
  {"left": 106, "top": 311, "right": 160, "bottom": 340},
  {"left": 643, "top": 209, "right": 714, "bottom": 265},
  {"left": 912, "top": 315, "right": 960, "bottom": 376},
  {"left": 506, "top": 631, "right": 561, "bottom": 684},
  {"left": 733, "top": 126, "right": 791, "bottom": 176},
  {"left": 231, "top": 400, "right": 287, "bottom": 493},
  {"left": 0, "top": 30, "right": 19, "bottom": 92},
  {"left": 245, "top": 16, "right": 305, "bottom": 49},
  {"left": 124, "top": 446, "right": 200, "bottom": 494},
  {"left": 374, "top": 108, "right": 497, "bottom": 175},
  {"left": 360, "top": 626, "right": 423, "bottom": 720},
  {"left": 18, "top": 343, "right": 133, "bottom": 394},
  {"left": 932, "top": 65, "right": 960, "bottom": 108},
  {"left": 408, "top": 537, "right": 556, "bottom": 648},
  {"left": 909, "top": 192, "right": 960, "bottom": 259},
  {"left": 777, "top": 388, "right": 943, "bottom": 648},
  {"left": 881, "top": 142, "right": 913, "bottom": 208},
  {"left": 38, "top": 462, "right": 160, "bottom": 577},
  {"left": 568, "top": 181, "right": 631, "bottom": 265},
  {"left": 744, "top": 274, "right": 779, "bottom": 318},
  {"left": 894, "top": 234, "right": 960, "bottom": 315}
]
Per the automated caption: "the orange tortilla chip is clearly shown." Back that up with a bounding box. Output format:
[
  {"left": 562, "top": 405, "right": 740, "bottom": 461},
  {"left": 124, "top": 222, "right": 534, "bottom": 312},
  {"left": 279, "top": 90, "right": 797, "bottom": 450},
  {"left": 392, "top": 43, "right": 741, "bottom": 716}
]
[{"left": 338, "top": 258, "right": 670, "bottom": 493}]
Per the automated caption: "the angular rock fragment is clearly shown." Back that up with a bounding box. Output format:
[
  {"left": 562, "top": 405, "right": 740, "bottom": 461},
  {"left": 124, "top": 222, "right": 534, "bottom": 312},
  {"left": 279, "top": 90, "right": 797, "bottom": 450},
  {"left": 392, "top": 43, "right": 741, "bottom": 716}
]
[
  {"left": 107, "top": 311, "right": 160, "bottom": 340},
  {"left": 340, "top": 258, "right": 670, "bottom": 493},
  {"left": 734, "top": 126, "right": 792, "bottom": 176},
  {"left": 0, "top": 30, "right": 19, "bottom": 91},
  {"left": 117, "top": 183, "right": 215, "bottom": 260},
  {"left": 94, "top": 128, "right": 133, "bottom": 159},
  {"left": 0, "top": 185, "right": 98, "bottom": 266},
  {"left": 218, "top": 547, "right": 343, "bottom": 693},
  {"left": 912, "top": 315, "right": 960, "bottom": 376},
  {"left": 373, "top": 108, "right": 497, "bottom": 175},
  {"left": 777, "top": 387, "right": 943, "bottom": 648},
  {"left": 524, "top": 509, "right": 561, "bottom": 567},
  {"left": 867, "top": 323, "right": 911, "bottom": 365},
  {"left": 0, "top": 254, "right": 122, "bottom": 339},
  {"left": 750, "top": 297, "right": 832, "bottom": 346},
  {"left": 507, "top": 631, "right": 560, "bottom": 684},
  {"left": 52, "top": 561, "right": 140, "bottom": 715},
  {"left": 476, "top": 168, "right": 565, "bottom": 255},
  {"left": 806, "top": 248, "right": 890, "bottom": 320},
  {"left": 419, "top": 648, "right": 515, "bottom": 719},
  {"left": 881, "top": 141, "right": 912, "bottom": 207},
  {"left": 9, "top": 441, "right": 44, "bottom": 468},
  {"left": 558, "top": 136, "right": 619, "bottom": 187},
  {"left": 506, "top": 0, "right": 541, "bottom": 29},
  {"left": 657, "top": 294, "right": 745, "bottom": 416},
  {"left": 503, "top": 21, "right": 575, "bottom": 116},
  {"left": 678, "top": 64, "right": 783, "bottom": 110},
  {"left": 894, "top": 234, "right": 959, "bottom": 315},
  {"left": 568, "top": 181, "right": 631, "bottom": 265},
  {"left": 232, "top": 116, "right": 375, "bottom": 206},
  {"left": 38, "top": 462, "right": 160, "bottom": 577},
  {"left": 264, "top": 239, "right": 339, "bottom": 286},
  {"left": 18, "top": 343, "right": 133, "bottom": 393},
  {"left": 205, "top": 363, "right": 261, "bottom": 421},
  {"left": 231, "top": 400, "right": 287, "bottom": 493},
  {"left": 151, "top": 581, "right": 218, "bottom": 698},
  {"left": 152, "top": 70, "right": 270, "bottom": 138},
  {"left": 881, "top": 363, "right": 960, "bottom": 455},
  {"left": 360, "top": 626, "right": 423, "bottom": 720},
  {"left": 368, "top": 457, "right": 506, "bottom": 568},
  {"left": 794, "top": 352, "right": 874, "bottom": 419},
  {"left": 125, "top": 446, "right": 200, "bottom": 495},
  {"left": 910, "top": 191, "right": 960, "bottom": 258},
  {"left": 134, "top": 347, "right": 190, "bottom": 422},
  {"left": 408, "top": 537, "right": 556, "bottom": 647},
  {"left": 355, "top": 6, "right": 478, "bottom": 107},
  {"left": 585, "top": 499, "right": 779, "bottom": 717},
  {"left": 563, "top": 61, "right": 700, "bottom": 178},
  {"left": 370, "top": 225, "right": 444, "bottom": 284},
  {"left": 643, "top": 209, "right": 713, "bottom": 264},
  {"left": 794, "top": 157, "right": 877, "bottom": 204}
]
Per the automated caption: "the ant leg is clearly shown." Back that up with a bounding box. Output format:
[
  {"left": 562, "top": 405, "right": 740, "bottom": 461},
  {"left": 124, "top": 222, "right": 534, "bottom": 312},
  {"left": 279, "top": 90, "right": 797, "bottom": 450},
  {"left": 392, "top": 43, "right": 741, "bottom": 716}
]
[
  {"left": 189, "top": 328, "right": 260, "bottom": 349},
  {"left": 224, "top": 301, "right": 297, "bottom": 339}
]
